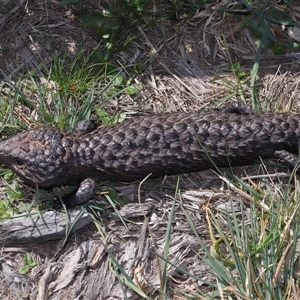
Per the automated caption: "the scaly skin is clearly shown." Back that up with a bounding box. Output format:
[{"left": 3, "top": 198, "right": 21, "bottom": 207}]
[{"left": 0, "top": 105, "right": 300, "bottom": 205}]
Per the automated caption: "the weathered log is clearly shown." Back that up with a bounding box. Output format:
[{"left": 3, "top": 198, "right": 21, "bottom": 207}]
[{"left": 0, "top": 209, "right": 93, "bottom": 245}]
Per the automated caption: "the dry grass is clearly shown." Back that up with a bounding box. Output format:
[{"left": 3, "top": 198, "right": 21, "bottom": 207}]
[{"left": 1, "top": 0, "right": 300, "bottom": 299}]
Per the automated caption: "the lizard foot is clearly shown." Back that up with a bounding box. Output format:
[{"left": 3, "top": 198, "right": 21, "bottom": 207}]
[
  {"left": 217, "top": 101, "right": 256, "bottom": 115},
  {"left": 274, "top": 150, "right": 300, "bottom": 175},
  {"left": 72, "top": 120, "right": 98, "bottom": 137},
  {"left": 63, "top": 178, "right": 96, "bottom": 208}
]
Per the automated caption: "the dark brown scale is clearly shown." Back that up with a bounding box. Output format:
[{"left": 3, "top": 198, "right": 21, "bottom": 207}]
[{"left": 0, "top": 110, "right": 300, "bottom": 189}]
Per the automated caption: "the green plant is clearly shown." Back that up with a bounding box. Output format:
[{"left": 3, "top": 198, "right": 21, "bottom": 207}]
[
  {"left": 48, "top": 51, "right": 102, "bottom": 97},
  {"left": 0, "top": 198, "right": 19, "bottom": 220},
  {"left": 60, "top": 0, "right": 153, "bottom": 61},
  {"left": 2, "top": 54, "right": 138, "bottom": 132},
  {"left": 19, "top": 253, "right": 37, "bottom": 275},
  {"left": 0, "top": 169, "right": 23, "bottom": 219},
  {"left": 0, "top": 50, "right": 140, "bottom": 218},
  {"left": 185, "top": 176, "right": 300, "bottom": 299},
  {"left": 217, "top": 61, "right": 251, "bottom": 107},
  {"left": 95, "top": 108, "right": 126, "bottom": 126}
]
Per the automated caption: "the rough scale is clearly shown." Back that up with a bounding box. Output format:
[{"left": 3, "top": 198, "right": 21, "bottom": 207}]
[{"left": 0, "top": 103, "right": 299, "bottom": 205}]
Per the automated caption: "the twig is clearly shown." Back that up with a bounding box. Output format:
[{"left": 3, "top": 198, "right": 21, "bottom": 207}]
[{"left": 0, "top": 0, "right": 27, "bottom": 32}]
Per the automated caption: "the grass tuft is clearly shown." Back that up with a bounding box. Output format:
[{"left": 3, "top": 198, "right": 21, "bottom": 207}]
[{"left": 192, "top": 173, "right": 300, "bottom": 299}]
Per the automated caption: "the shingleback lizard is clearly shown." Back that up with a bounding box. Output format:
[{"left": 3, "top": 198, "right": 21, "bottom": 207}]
[{"left": 0, "top": 102, "right": 299, "bottom": 206}]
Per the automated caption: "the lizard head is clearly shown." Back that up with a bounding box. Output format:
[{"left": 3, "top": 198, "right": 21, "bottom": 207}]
[{"left": 0, "top": 126, "right": 68, "bottom": 187}]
